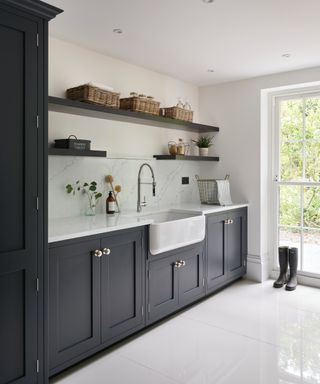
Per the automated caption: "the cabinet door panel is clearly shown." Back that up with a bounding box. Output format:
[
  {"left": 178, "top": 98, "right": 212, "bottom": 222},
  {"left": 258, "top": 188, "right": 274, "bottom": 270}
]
[
  {"left": 0, "top": 270, "right": 25, "bottom": 384},
  {"left": 49, "top": 239, "right": 101, "bottom": 370},
  {"left": 227, "top": 211, "right": 247, "bottom": 280},
  {"left": 228, "top": 216, "right": 242, "bottom": 272},
  {"left": 206, "top": 215, "right": 226, "bottom": 291},
  {"left": 148, "top": 254, "right": 178, "bottom": 323},
  {"left": 101, "top": 230, "right": 143, "bottom": 343},
  {"left": 179, "top": 244, "right": 205, "bottom": 306},
  {"left": 0, "top": 9, "right": 38, "bottom": 384}
]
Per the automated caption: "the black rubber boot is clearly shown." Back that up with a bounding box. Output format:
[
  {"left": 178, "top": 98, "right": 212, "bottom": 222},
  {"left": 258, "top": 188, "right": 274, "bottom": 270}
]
[
  {"left": 286, "top": 247, "right": 298, "bottom": 291},
  {"left": 273, "top": 246, "right": 289, "bottom": 288}
]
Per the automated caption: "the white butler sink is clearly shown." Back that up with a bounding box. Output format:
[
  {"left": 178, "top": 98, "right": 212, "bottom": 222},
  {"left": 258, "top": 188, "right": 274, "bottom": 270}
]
[{"left": 138, "top": 210, "right": 206, "bottom": 255}]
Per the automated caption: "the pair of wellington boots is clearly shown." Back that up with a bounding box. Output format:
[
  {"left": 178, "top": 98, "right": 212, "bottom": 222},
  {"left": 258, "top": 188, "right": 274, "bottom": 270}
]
[{"left": 273, "top": 246, "right": 298, "bottom": 291}]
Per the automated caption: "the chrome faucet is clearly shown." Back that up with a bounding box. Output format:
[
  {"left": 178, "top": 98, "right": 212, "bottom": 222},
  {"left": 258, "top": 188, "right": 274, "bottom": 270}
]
[{"left": 137, "top": 163, "right": 156, "bottom": 212}]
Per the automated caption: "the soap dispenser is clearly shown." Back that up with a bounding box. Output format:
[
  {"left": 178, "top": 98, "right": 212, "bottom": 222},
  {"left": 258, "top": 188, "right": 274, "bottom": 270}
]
[{"left": 106, "top": 191, "right": 116, "bottom": 214}]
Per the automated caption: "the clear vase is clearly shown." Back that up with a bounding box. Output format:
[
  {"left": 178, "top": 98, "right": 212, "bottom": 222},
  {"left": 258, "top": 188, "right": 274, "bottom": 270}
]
[{"left": 85, "top": 204, "right": 96, "bottom": 216}]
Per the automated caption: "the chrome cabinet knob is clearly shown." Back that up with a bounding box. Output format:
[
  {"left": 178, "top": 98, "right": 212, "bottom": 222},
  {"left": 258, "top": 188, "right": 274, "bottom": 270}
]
[
  {"left": 102, "top": 248, "right": 111, "bottom": 255},
  {"left": 230, "top": 219, "right": 234, "bottom": 224},
  {"left": 174, "top": 261, "right": 182, "bottom": 268},
  {"left": 224, "top": 219, "right": 229, "bottom": 225},
  {"left": 94, "top": 249, "right": 102, "bottom": 258},
  {"left": 180, "top": 260, "right": 186, "bottom": 267}
]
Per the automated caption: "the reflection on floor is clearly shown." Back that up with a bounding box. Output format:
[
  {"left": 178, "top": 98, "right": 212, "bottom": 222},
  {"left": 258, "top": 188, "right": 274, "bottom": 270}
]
[{"left": 50, "top": 279, "right": 320, "bottom": 384}]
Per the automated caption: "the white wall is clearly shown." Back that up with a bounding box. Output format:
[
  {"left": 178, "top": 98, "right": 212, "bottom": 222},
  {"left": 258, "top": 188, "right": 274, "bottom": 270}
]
[
  {"left": 48, "top": 37, "right": 218, "bottom": 218},
  {"left": 200, "top": 66, "right": 320, "bottom": 281},
  {"left": 49, "top": 37, "right": 202, "bottom": 158}
]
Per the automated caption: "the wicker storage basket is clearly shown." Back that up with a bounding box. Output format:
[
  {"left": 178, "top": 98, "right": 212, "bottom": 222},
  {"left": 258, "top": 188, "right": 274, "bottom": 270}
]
[
  {"left": 195, "top": 175, "right": 231, "bottom": 205},
  {"left": 161, "top": 106, "right": 193, "bottom": 122},
  {"left": 67, "top": 84, "right": 120, "bottom": 108},
  {"left": 196, "top": 175, "right": 219, "bottom": 205},
  {"left": 120, "top": 95, "right": 160, "bottom": 115}
]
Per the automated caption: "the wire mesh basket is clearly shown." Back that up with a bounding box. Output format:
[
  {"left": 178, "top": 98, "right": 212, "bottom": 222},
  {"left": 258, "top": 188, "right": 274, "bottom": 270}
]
[{"left": 195, "top": 174, "right": 230, "bottom": 205}]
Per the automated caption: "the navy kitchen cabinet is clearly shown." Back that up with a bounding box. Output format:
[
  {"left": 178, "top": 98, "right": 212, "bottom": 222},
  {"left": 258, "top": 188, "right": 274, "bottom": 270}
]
[
  {"left": 48, "top": 227, "right": 145, "bottom": 375},
  {"left": 48, "top": 208, "right": 247, "bottom": 375},
  {"left": 0, "top": 2, "right": 61, "bottom": 383},
  {"left": 49, "top": 238, "right": 101, "bottom": 371},
  {"left": 179, "top": 245, "right": 205, "bottom": 307},
  {"left": 147, "top": 253, "right": 179, "bottom": 323},
  {"left": 206, "top": 208, "right": 247, "bottom": 293},
  {"left": 100, "top": 230, "right": 144, "bottom": 343},
  {"left": 147, "top": 242, "right": 205, "bottom": 324}
]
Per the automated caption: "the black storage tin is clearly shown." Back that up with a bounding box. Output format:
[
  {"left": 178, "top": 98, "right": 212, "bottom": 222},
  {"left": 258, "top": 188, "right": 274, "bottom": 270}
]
[{"left": 55, "top": 135, "right": 91, "bottom": 151}]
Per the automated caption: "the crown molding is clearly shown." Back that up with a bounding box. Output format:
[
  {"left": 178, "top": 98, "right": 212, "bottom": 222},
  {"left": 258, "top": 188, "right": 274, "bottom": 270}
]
[{"left": 1, "top": 0, "right": 63, "bottom": 20}]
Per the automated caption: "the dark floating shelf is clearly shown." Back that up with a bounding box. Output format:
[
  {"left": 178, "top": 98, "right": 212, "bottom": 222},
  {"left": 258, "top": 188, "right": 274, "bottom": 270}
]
[
  {"left": 48, "top": 96, "right": 219, "bottom": 133},
  {"left": 49, "top": 148, "right": 107, "bottom": 157},
  {"left": 153, "top": 155, "right": 220, "bottom": 161}
]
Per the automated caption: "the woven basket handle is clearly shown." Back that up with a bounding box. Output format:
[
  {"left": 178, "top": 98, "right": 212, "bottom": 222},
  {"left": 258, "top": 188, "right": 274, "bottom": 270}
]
[{"left": 68, "top": 135, "right": 78, "bottom": 140}]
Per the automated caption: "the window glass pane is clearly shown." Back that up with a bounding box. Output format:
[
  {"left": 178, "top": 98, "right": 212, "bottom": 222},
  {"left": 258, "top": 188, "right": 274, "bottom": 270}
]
[
  {"left": 303, "top": 187, "right": 320, "bottom": 228},
  {"left": 305, "top": 97, "right": 320, "bottom": 141},
  {"left": 302, "top": 229, "right": 320, "bottom": 274},
  {"left": 279, "top": 185, "right": 301, "bottom": 227},
  {"left": 280, "top": 141, "right": 303, "bottom": 181},
  {"left": 280, "top": 99, "right": 303, "bottom": 142},
  {"left": 277, "top": 95, "right": 320, "bottom": 277},
  {"left": 305, "top": 141, "right": 320, "bottom": 182}
]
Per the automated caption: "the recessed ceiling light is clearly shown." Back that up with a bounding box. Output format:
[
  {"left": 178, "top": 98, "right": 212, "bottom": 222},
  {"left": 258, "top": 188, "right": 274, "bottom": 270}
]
[
  {"left": 113, "top": 28, "right": 123, "bottom": 34},
  {"left": 207, "top": 69, "right": 215, "bottom": 73},
  {"left": 202, "top": 0, "right": 215, "bottom": 3},
  {"left": 282, "top": 53, "right": 291, "bottom": 58}
]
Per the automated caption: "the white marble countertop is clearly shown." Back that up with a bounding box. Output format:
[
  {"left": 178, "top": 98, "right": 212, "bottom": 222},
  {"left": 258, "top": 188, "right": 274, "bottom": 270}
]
[
  {"left": 49, "top": 203, "right": 248, "bottom": 243},
  {"left": 169, "top": 203, "right": 248, "bottom": 215}
]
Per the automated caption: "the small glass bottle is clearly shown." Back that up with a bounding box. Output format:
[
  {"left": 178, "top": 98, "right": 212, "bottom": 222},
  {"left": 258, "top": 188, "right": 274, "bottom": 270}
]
[
  {"left": 106, "top": 191, "right": 116, "bottom": 214},
  {"left": 177, "top": 138, "right": 185, "bottom": 155}
]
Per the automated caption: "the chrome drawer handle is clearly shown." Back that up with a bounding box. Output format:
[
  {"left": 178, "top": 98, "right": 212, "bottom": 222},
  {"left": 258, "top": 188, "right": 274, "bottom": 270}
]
[
  {"left": 94, "top": 249, "right": 102, "bottom": 258},
  {"left": 102, "top": 248, "right": 111, "bottom": 255}
]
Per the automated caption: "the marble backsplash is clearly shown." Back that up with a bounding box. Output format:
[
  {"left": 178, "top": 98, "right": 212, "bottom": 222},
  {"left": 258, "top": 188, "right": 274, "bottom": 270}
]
[{"left": 49, "top": 156, "right": 217, "bottom": 219}]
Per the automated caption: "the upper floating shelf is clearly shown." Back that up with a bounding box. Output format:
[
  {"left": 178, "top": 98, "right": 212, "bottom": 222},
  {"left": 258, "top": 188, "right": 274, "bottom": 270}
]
[
  {"left": 153, "top": 155, "right": 219, "bottom": 161},
  {"left": 48, "top": 148, "right": 107, "bottom": 157},
  {"left": 48, "top": 97, "right": 219, "bottom": 133}
]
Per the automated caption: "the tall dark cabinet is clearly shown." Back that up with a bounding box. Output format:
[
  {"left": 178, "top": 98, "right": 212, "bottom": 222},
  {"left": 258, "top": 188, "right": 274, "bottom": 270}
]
[{"left": 0, "top": 1, "right": 61, "bottom": 383}]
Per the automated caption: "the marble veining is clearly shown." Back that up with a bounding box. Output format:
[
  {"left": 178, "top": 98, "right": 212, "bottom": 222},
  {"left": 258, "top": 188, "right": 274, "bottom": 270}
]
[{"left": 48, "top": 156, "right": 217, "bottom": 219}]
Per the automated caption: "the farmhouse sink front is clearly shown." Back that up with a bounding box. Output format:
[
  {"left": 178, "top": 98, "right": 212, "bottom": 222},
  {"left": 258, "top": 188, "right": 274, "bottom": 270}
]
[{"left": 137, "top": 210, "right": 206, "bottom": 255}]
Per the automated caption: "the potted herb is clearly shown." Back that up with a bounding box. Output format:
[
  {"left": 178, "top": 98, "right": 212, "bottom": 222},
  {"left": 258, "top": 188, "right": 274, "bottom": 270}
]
[
  {"left": 192, "top": 136, "right": 214, "bottom": 156},
  {"left": 66, "top": 180, "right": 102, "bottom": 216}
]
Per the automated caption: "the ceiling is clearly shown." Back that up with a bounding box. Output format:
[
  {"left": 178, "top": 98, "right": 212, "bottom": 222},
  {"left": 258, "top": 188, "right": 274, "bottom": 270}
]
[{"left": 47, "top": 0, "right": 320, "bottom": 86}]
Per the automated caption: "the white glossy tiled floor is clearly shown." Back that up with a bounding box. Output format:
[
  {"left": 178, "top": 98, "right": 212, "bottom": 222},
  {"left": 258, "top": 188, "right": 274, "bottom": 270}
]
[{"left": 51, "top": 279, "right": 320, "bottom": 384}]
